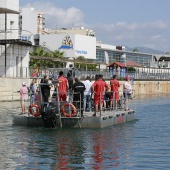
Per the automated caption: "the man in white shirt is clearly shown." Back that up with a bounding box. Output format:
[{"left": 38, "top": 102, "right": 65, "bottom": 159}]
[
  {"left": 123, "top": 76, "right": 132, "bottom": 111},
  {"left": 83, "top": 76, "right": 93, "bottom": 112}
]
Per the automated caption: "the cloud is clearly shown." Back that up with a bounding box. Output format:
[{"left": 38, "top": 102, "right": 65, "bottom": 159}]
[
  {"left": 89, "top": 21, "right": 170, "bottom": 51},
  {"left": 21, "top": 1, "right": 84, "bottom": 28},
  {"left": 21, "top": 2, "right": 170, "bottom": 51}
]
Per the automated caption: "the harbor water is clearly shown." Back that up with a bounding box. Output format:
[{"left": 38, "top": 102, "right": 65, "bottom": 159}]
[{"left": 0, "top": 94, "right": 170, "bottom": 169}]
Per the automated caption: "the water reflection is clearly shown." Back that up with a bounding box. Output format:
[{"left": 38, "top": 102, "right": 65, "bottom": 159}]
[{"left": 0, "top": 95, "right": 170, "bottom": 169}]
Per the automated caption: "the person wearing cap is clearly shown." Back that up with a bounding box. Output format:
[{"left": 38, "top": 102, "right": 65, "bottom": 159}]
[
  {"left": 20, "top": 82, "right": 28, "bottom": 114},
  {"left": 123, "top": 76, "right": 132, "bottom": 111}
]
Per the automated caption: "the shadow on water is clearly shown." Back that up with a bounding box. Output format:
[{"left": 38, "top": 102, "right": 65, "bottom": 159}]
[{"left": 0, "top": 94, "right": 170, "bottom": 169}]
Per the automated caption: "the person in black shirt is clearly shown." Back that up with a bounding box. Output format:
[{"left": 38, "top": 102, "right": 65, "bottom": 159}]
[
  {"left": 41, "top": 75, "right": 51, "bottom": 102},
  {"left": 72, "top": 77, "right": 85, "bottom": 117}
]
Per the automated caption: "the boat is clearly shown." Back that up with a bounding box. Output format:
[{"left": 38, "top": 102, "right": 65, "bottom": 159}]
[{"left": 12, "top": 81, "right": 135, "bottom": 128}]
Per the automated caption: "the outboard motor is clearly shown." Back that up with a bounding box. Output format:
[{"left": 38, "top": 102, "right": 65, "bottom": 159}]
[{"left": 41, "top": 102, "right": 58, "bottom": 128}]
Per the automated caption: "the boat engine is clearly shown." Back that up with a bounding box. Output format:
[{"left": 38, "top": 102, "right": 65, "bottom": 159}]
[{"left": 41, "top": 102, "right": 58, "bottom": 128}]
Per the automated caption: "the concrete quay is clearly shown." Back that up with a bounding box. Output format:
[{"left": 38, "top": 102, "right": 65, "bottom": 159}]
[{"left": 0, "top": 78, "right": 170, "bottom": 101}]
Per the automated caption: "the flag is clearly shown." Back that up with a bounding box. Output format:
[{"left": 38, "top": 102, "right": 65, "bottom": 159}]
[
  {"left": 104, "top": 51, "right": 109, "bottom": 65},
  {"left": 121, "top": 53, "right": 126, "bottom": 58},
  {"left": 32, "top": 67, "right": 39, "bottom": 77},
  {"left": 121, "top": 53, "right": 126, "bottom": 66}
]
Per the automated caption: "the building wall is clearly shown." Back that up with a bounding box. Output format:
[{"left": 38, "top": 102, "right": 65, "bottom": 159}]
[
  {"left": 0, "top": 79, "right": 170, "bottom": 101},
  {"left": 0, "top": 44, "right": 30, "bottom": 77},
  {"left": 0, "top": 0, "right": 19, "bottom": 11},
  {"left": 0, "top": 0, "right": 19, "bottom": 39},
  {"left": 43, "top": 28, "right": 95, "bottom": 37},
  {"left": 39, "top": 34, "right": 96, "bottom": 59},
  {"left": 37, "top": 11, "right": 45, "bottom": 34},
  {"left": 22, "top": 8, "right": 37, "bottom": 35}
]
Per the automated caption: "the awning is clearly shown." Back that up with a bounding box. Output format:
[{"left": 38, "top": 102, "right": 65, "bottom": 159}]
[
  {"left": 0, "top": 8, "right": 20, "bottom": 14},
  {"left": 108, "top": 60, "right": 141, "bottom": 68},
  {"left": 0, "top": 39, "right": 32, "bottom": 46}
]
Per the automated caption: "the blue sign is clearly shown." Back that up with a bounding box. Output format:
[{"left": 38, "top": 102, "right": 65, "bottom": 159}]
[
  {"left": 19, "top": 35, "right": 30, "bottom": 41},
  {"left": 76, "top": 50, "right": 88, "bottom": 55}
]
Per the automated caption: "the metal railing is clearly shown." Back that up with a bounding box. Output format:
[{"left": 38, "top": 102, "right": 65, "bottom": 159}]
[{"left": 1, "top": 66, "right": 170, "bottom": 80}]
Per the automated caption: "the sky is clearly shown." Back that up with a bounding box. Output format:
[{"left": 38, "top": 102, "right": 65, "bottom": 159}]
[{"left": 20, "top": 0, "right": 170, "bottom": 52}]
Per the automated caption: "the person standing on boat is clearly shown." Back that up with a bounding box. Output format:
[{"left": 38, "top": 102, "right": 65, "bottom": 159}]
[
  {"left": 123, "top": 76, "right": 132, "bottom": 111},
  {"left": 41, "top": 76, "right": 51, "bottom": 102},
  {"left": 57, "top": 71, "right": 69, "bottom": 102},
  {"left": 92, "top": 74, "right": 109, "bottom": 116},
  {"left": 29, "top": 79, "right": 37, "bottom": 104},
  {"left": 72, "top": 77, "right": 86, "bottom": 117},
  {"left": 20, "top": 82, "right": 28, "bottom": 114},
  {"left": 110, "top": 75, "right": 120, "bottom": 110},
  {"left": 83, "top": 76, "right": 93, "bottom": 112},
  {"left": 67, "top": 70, "right": 74, "bottom": 102}
]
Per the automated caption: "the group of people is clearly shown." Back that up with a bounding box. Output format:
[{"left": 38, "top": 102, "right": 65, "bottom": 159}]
[{"left": 19, "top": 70, "right": 133, "bottom": 116}]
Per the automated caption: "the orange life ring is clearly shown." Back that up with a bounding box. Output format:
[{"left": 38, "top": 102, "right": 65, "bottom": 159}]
[
  {"left": 29, "top": 104, "right": 41, "bottom": 117},
  {"left": 61, "top": 103, "right": 77, "bottom": 117}
]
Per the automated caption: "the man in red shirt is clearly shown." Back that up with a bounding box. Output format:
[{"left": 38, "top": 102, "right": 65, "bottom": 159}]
[
  {"left": 57, "top": 71, "right": 69, "bottom": 101},
  {"left": 92, "top": 74, "right": 109, "bottom": 116},
  {"left": 110, "top": 75, "right": 120, "bottom": 109}
]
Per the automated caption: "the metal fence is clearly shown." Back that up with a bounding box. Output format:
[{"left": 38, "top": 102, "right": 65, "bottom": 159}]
[
  {"left": 1, "top": 66, "right": 170, "bottom": 80},
  {"left": 30, "top": 67, "right": 170, "bottom": 80}
]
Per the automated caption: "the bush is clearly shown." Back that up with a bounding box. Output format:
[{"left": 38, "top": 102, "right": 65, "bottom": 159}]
[{"left": 127, "top": 67, "right": 136, "bottom": 72}]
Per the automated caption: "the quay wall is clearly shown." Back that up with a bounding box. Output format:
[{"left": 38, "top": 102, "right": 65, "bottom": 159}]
[{"left": 0, "top": 78, "right": 170, "bottom": 101}]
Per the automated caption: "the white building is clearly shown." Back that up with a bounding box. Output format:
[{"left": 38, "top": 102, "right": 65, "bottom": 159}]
[
  {"left": 0, "top": 0, "right": 31, "bottom": 78},
  {"left": 39, "top": 34, "right": 96, "bottom": 59},
  {"left": 43, "top": 27, "right": 95, "bottom": 37},
  {"left": 20, "top": 8, "right": 45, "bottom": 36}
]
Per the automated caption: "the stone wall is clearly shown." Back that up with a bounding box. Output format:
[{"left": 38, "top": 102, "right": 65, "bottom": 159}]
[{"left": 0, "top": 78, "right": 170, "bottom": 101}]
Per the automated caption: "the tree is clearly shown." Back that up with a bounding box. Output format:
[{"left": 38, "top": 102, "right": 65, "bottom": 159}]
[
  {"left": 76, "top": 56, "right": 85, "bottom": 61},
  {"left": 29, "top": 47, "right": 64, "bottom": 68},
  {"left": 127, "top": 67, "right": 136, "bottom": 72},
  {"left": 133, "top": 48, "right": 138, "bottom": 52}
]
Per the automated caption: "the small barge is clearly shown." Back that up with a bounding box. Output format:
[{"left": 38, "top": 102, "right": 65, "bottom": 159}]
[{"left": 12, "top": 82, "right": 135, "bottom": 128}]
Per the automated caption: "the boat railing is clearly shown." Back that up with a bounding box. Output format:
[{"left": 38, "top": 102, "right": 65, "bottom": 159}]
[
  {"left": 97, "top": 90, "right": 136, "bottom": 115},
  {"left": 11, "top": 82, "right": 135, "bottom": 119}
]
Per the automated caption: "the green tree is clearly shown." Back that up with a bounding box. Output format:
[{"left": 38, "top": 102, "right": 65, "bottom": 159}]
[
  {"left": 133, "top": 48, "right": 138, "bottom": 52},
  {"left": 29, "top": 47, "right": 64, "bottom": 68},
  {"left": 127, "top": 67, "right": 136, "bottom": 72}
]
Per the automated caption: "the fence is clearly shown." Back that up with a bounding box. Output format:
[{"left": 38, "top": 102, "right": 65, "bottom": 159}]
[
  {"left": 1, "top": 66, "right": 170, "bottom": 80},
  {"left": 30, "top": 67, "right": 170, "bottom": 80}
]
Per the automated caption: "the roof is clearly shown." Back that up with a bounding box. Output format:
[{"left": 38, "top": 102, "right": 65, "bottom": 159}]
[
  {"left": 126, "top": 60, "right": 142, "bottom": 67},
  {"left": 0, "top": 8, "right": 20, "bottom": 14},
  {"left": 108, "top": 61, "right": 125, "bottom": 67},
  {"left": 108, "top": 60, "right": 141, "bottom": 68}
]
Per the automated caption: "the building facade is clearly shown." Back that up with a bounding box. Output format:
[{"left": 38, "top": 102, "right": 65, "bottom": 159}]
[
  {"left": 43, "top": 27, "right": 95, "bottom": 37},
  {"left": 39, "top": 33, "right": 96, "bottom": 59},
  {"left": 0, "top": 0, "right": 31, "bottom": 78}
]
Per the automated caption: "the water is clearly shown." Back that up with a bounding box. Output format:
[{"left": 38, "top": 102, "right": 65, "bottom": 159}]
[{"left": 0, "top": 95, "right": 170, "bottom": 170}]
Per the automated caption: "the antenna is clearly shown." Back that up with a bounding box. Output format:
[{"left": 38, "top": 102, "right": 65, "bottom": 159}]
[{"left": 56, "top": 21, "right": 58, "bottom": 30}]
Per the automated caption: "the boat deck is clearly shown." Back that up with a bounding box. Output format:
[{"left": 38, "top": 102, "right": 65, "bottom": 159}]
[{"left": 12, "top": 109, "right": 135, "bottom": 128}]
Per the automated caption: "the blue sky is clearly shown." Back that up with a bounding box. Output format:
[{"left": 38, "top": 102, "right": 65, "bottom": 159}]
[{"left": 20, "top": 0, "right": 170, "bottom": 52}]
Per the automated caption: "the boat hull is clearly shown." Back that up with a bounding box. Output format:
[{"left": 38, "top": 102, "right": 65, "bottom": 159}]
[{"left": 12, "top": 110, "right": 135, "bottom": 128}]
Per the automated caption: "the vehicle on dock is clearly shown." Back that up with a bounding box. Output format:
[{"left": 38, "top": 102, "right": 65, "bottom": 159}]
[{"left": 12, "top": 81, "right": 135, "bottom": 128}]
